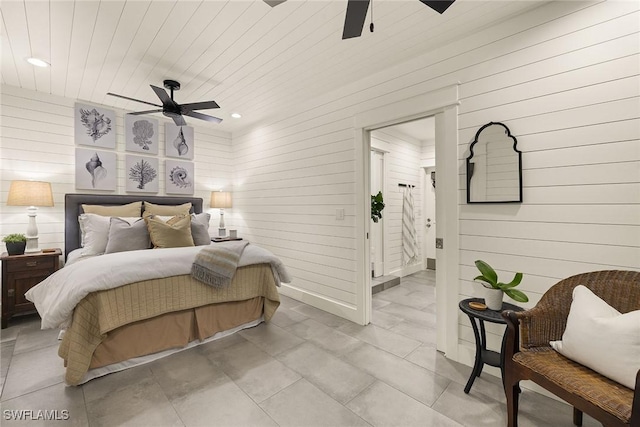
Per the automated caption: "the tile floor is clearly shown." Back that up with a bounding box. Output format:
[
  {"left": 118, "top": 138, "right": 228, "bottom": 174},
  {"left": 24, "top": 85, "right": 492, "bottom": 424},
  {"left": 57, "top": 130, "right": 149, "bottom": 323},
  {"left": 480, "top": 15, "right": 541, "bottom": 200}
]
[{"left": 0, "top": 270, "right": 600, "bottom": 426}]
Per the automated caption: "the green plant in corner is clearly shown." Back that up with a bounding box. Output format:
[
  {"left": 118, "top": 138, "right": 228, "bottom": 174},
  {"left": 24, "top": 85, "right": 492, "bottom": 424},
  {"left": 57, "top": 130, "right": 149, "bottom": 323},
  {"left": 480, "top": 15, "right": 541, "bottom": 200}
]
[
  {"left": 2, "top": 233, "right": 26, "bottom": 243},
  {"left": 473, "top": 259, "right": 529, "bottom": 303},
  {"left": 371, "top": 191, "right": 385, "bottom": 223}
]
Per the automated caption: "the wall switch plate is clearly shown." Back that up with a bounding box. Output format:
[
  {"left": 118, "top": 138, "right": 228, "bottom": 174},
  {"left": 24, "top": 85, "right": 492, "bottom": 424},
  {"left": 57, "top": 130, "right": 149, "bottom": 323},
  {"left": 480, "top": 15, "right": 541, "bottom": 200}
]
[
  {"left": 336, "top": 208, "right": 345, "bottom": 220},
  {"left": 435, "top": 238, "right": 444, "bottom": 249}
]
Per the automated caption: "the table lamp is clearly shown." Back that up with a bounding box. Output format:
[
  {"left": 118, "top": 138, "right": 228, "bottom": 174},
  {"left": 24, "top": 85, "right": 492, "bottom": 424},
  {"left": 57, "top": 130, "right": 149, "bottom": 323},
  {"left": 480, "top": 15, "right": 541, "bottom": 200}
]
[
  {"left": 6, "top": 180, "right": 54, "bottom": 253},
  {"left": 210, "top": 191, "right": 232, "bottom": 237}
]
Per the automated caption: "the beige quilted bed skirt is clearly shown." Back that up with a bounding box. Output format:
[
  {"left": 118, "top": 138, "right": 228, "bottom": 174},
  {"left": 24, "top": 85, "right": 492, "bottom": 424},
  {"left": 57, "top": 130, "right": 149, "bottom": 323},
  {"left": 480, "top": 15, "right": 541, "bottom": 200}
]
[{"left": 59, "top": 264, "right": 280, "bottom": 385}]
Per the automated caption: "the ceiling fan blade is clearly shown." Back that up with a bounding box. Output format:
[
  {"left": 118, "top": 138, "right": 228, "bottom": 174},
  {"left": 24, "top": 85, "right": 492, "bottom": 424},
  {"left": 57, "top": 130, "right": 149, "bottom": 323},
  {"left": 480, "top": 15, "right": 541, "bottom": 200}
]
[
  {"left": 419, "top": 0, "right": 456, "bottom": 14},
  {"left": 180, "top": 100, "right": 220, "bottom": 112},
  {"left": 342, "top": 0, "right": 370, "bottom": 40},
  {"left": 263, "top": 0, "right": 286, "bottom": 6},
  {"left": 151, "top": 85, "right": 177, "bottom": 107},
  {"left": 106, "top": 92, "right": 162, "bottom": 108},
  {"left": 184, "top": 110, "right": 223, "bottom": 124},
  {"left": 129, "top": 109, "right": 163, "bottom": 115}
]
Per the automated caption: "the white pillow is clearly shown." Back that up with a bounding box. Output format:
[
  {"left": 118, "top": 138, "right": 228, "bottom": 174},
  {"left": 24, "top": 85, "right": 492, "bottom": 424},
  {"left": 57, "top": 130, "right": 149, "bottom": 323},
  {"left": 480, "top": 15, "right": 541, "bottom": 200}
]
[
  {"left": 78, "top": 214, "right": 141, "bottom": 256},
  {"left": 191, "top": 212, "right": 211, "bottom": 246},
  {"left": 550, "top": 285, "right": 640, "bottom": 390},
  {"left": 104, "top": 217, "right": 151, "bottom": 254}
]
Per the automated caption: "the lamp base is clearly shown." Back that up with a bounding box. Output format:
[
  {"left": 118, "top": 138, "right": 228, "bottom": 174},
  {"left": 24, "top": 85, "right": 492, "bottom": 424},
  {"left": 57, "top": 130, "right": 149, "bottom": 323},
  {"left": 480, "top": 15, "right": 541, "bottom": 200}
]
[
  {"left": 25, "top": 207, "right": 41, "bottom": 253},
  {"left": 24, "top": 236, "right": 41, "bottom": 253}
]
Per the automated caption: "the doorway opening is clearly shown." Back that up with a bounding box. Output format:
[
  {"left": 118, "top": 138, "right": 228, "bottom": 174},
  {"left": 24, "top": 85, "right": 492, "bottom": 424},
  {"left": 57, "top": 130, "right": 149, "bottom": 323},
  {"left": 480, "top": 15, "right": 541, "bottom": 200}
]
[
  {"left": 353, "top": 84, "right": 460, "bottom": 357},
  {"left": 368, "top": 116, "right": 436, "bottom": 294}
]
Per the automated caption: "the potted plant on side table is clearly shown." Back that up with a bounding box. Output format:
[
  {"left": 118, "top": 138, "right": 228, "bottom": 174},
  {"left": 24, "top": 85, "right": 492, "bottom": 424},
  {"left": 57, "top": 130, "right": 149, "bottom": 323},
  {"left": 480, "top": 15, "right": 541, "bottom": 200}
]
[
  {"left": 473, "top": 259, "right": 528, "bottom": 310},
  {"left": 3, "top": 234, "right": 27, "bottom": 256}
]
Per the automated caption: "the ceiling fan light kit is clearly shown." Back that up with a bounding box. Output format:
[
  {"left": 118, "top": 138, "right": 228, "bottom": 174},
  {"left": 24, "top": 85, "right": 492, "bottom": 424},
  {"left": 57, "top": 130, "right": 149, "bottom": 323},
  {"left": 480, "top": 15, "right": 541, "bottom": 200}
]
[{"left": 107, "top": 80, "right": 222, "bottom": 126}]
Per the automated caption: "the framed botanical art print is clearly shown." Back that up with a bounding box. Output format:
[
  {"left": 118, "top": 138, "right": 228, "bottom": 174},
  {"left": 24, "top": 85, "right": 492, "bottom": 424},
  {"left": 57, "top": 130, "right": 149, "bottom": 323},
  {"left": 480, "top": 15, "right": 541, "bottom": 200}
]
[
  {"left": 75, "top": 148, "right": 117, "bottom": 191},
  {"left": 125, "top": 155, "right": 159, "bottom": 193},
  {"left": 165, "top": 123, "right": 194, "bottom": 160},
  {"left": 75, "top": 103, "right": 116, "bottom": 149},
  {"left": 165, "top": 160, "right": 194, "bottom": 195},
  {"left": 125, "top": 115, "right": 159, "bottom": 154}
]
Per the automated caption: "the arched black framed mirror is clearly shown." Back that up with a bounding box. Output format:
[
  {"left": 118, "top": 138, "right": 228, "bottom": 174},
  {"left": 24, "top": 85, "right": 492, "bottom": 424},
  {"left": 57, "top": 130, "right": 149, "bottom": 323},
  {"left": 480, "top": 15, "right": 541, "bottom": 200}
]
[{"left": 466, "top": 122, "right": 522, "bottom": 203}]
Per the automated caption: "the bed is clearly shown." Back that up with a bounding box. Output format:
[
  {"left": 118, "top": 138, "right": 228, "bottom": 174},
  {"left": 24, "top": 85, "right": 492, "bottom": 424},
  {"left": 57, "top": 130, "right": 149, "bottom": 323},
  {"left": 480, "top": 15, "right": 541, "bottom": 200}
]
[{"left": 26, "top": 194, "right": 283, "bottom": 385}]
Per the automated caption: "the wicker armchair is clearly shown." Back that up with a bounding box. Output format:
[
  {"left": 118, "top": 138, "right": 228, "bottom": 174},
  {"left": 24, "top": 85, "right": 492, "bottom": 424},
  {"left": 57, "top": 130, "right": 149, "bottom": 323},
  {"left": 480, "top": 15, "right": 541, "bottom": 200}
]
[{"left": 502, "top": 270, "right": 640, "bottom": 427}]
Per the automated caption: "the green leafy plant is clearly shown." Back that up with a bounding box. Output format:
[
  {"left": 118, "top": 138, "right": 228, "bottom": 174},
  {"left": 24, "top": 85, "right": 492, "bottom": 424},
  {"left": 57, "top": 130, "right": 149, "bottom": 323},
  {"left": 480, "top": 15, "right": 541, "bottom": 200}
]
[
  {"left": 2, "top": 233, "right": 26, "bottom": 243},
  {"left": 473, "top": 260, "right": 528, "bottom": 303},
  {"left": 371, "top": 191, "right": 385, "bottom": 223}
]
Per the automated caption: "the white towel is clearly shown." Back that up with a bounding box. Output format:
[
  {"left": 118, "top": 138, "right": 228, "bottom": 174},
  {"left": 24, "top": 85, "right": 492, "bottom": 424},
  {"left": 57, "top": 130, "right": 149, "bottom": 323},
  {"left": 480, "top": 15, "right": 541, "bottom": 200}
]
[{"left": 402, "top": 186, "right": 419, "bottom": 266}]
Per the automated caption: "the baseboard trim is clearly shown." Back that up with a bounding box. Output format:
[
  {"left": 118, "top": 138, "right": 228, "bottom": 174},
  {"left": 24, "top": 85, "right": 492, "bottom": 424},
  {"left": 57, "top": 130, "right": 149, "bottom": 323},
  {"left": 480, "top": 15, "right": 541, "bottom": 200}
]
[
  {"left": 278, "top": 283, "right": 362, "bottom": 324},
  {"left": 390, "top": 262, "right": 424, "bottom": 278}
]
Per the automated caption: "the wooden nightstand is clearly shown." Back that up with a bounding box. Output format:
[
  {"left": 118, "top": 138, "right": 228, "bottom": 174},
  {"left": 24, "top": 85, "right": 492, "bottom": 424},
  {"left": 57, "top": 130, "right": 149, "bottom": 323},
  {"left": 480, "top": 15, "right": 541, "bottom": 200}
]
[{"left": 1, "top": 249, "right": 61, "bottom": 328}]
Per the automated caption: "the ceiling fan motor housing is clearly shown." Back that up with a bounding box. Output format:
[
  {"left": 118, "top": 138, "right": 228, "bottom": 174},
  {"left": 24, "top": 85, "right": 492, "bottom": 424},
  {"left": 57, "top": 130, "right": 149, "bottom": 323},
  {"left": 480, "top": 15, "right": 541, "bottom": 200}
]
[{"left": 163, "top": 79, "right": 181, "bottom": 92}]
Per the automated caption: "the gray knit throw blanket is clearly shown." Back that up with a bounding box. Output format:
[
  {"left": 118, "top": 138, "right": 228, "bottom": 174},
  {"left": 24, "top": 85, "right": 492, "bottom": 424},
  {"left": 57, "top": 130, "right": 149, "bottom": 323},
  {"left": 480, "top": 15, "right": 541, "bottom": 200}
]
[{"left": 191, "top": 240, "right": 250, "bottom": 288}]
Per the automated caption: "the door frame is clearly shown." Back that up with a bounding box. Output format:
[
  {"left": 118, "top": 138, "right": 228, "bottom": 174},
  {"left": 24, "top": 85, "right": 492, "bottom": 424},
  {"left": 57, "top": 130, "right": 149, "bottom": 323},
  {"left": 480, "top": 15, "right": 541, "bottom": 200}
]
[
  {"left": 354, "top": 84, "right": 460, "bottom": 358},
  {"left": 370, "top": 148, "right": 386, "bottom": 278}
]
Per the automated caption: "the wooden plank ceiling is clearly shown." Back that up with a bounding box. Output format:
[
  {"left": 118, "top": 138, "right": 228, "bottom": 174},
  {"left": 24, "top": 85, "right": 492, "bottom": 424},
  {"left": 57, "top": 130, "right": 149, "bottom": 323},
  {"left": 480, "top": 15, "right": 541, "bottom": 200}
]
[{"left": 1, "top": 0, "right": 544, "bottom": 133}]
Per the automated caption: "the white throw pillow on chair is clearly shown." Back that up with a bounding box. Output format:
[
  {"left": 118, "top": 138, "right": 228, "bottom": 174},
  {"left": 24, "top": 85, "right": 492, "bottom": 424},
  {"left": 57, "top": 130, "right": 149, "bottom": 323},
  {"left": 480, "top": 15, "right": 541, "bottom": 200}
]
[{"left": 550, "top": 285, "right": 640, "bottom": 390}]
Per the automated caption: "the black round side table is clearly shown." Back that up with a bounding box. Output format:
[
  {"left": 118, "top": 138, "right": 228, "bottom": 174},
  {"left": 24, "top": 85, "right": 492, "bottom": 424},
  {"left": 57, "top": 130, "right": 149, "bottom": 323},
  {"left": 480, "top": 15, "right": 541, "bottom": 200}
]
[{"left": 458, "top": 297, "right": 524, "bottom": 394}]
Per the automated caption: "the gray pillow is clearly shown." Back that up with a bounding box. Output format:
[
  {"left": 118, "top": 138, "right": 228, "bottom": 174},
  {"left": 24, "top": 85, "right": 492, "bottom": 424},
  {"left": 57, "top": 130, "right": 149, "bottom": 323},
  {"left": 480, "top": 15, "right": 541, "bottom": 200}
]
[
  {"left": 105, "top": 217, "right": 151, "bottom": 254},
  {"left": 191, "top": 213, "right": 211, "bottom": 246}
]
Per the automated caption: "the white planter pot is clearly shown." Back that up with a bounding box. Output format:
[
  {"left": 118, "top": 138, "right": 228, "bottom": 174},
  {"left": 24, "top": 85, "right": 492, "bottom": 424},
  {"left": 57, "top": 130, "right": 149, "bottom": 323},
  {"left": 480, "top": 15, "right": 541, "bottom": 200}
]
[{"left": 484, "top": 288, "right": 504, "bottom": 311}]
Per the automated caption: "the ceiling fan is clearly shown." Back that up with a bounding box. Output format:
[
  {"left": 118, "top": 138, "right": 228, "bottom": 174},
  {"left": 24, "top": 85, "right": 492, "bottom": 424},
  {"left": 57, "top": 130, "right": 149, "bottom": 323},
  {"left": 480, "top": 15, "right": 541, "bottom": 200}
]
[
  {"left": 107, "top": 79, "right": 222, "bottom": 126},
  {"left": 264, "top": 0, "right": 456, "bottom": 39}
]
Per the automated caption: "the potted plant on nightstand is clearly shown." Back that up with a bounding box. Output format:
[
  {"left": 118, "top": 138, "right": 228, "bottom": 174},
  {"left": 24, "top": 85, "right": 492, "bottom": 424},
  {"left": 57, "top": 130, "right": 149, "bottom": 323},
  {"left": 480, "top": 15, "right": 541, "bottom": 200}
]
[
  {"left": 2, "top": 234, "right": 27, "bottom": 256},
  {"left": 473, "top": 259, "right": 528, "bottom": 310}
]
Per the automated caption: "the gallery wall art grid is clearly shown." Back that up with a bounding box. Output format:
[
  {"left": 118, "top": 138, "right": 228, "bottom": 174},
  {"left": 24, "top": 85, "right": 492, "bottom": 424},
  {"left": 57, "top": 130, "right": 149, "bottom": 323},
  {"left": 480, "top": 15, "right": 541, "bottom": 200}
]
[{"left": 74, "top": 103, "right": 196, "bottom": 194}]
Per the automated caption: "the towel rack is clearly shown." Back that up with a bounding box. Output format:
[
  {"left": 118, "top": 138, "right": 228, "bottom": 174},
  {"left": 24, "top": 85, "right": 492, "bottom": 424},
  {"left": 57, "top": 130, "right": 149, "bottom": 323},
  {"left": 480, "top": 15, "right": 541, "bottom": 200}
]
[{"left": 398, "top": 183, "right": 415, "bottom": 188}]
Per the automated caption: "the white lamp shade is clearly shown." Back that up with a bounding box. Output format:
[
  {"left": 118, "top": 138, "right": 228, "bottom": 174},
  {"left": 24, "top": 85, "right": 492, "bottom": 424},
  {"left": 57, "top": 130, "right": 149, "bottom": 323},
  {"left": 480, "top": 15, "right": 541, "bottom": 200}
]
[
  {"left": 7, "top": 181, "right": 54, "bottom": 207},
  {"left": 210, "top": 191, "right": 232, "bottom": 209}
]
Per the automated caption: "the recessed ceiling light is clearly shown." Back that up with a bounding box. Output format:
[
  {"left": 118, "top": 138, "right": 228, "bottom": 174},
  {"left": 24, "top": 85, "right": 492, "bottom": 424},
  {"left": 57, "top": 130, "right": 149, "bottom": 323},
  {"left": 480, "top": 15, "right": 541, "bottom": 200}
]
[
  {"left": 231, "top": 113, "right": 242, "bottom": 119},
  {"left": 26, "top": 57, "right": 50, "bottom": 68}
]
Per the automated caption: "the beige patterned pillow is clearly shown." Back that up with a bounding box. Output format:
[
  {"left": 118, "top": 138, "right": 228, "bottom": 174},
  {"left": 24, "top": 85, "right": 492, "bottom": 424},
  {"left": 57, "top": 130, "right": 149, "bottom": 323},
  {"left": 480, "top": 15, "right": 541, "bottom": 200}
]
[
  {"left": 143, "top": 201, "right": 192, "bottom": 216},
  {"left": 145, "top": 215, "right": 194, "bottom": 248},
  {"left": 82, "top": 201, "right": 142, "bottom": 217}
]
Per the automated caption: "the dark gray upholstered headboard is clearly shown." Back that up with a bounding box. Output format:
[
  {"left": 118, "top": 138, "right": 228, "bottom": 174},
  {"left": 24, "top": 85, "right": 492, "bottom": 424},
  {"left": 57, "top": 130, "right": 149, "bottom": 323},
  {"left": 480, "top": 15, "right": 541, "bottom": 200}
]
[{"left": 64, "top": 194, "right": 203, "bottom": 259}]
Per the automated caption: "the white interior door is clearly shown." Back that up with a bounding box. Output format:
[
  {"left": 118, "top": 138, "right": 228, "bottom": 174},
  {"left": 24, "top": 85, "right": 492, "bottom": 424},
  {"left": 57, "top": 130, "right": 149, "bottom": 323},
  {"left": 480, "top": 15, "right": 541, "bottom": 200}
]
[
  {"left": 423, "top": 167, "right": 436, "bottom": 269},
  {"left": 370, "top": 150, "right": 384, "bottom": 277}
]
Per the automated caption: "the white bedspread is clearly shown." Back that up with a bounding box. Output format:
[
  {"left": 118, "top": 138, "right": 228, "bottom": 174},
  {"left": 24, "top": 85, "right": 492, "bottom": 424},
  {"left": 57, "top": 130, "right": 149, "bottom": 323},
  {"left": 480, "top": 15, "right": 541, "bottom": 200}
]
[{"left": 25, "top": 244, "right": 290, "bottom": 330}]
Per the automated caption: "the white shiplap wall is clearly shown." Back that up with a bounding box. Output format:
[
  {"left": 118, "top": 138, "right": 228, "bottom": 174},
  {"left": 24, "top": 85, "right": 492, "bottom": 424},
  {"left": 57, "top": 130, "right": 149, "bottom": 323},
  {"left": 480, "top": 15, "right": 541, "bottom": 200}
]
[
  {"left": 0, "top": 85, "right": 234, "bottom": 255},
  {"left": 232, "top": 119, "right": 358, "bottom": 307},
  {"left": 232, "top": 0, "right": 639, "bottom": 358},
  {"left": 455, "top": 0, "right": 640, "bottom": 363},
  {"left": 371, "top": 128, "right": 424, "bottom": 276}
]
